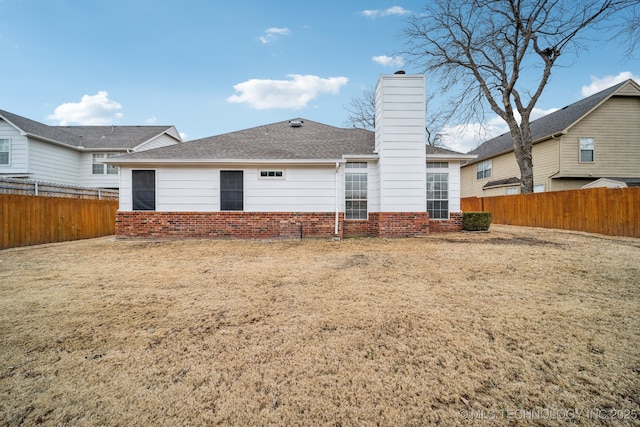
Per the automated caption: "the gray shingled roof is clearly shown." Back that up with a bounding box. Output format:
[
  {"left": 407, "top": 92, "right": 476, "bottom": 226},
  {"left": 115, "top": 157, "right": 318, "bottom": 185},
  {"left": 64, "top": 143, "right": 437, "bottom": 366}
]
[
  {"left": 57, "top": 125, "right": 179, "bottom": 149},
  {"left": 467, "top": 79, "right": 639, "bottom": 164},
  {"left": 112, "top": 119, "right": 376, "bottom": 161},
  {"left": 0, "top": 109, "right": 177, "bottom": 150}
]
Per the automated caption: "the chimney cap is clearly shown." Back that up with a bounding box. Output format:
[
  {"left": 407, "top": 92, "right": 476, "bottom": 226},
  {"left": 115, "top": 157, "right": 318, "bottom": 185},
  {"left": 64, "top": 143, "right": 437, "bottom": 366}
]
[{"left": 394, "top": 70, "right": 406, "bottom": 74}]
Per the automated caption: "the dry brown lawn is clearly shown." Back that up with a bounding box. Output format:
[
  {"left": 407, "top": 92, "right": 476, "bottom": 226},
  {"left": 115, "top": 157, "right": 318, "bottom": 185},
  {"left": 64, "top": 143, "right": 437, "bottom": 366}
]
[{"left": 1, "top": 225, "right": 639, "bottom": 426}]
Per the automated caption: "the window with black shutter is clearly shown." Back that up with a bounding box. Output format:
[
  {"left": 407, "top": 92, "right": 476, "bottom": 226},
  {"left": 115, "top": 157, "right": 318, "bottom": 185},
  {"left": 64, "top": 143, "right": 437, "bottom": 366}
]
[
  {"left": 132, "top": 170, "right": 156, "bottom": 210},
  {"left": 220, "top": 171, "right": 243, "bottom": 211}
]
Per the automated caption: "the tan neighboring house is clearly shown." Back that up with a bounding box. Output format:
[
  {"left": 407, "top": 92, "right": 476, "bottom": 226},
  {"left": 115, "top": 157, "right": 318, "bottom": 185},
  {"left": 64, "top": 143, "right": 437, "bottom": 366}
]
[{"left": 461, "top": 79, "right": 640, "bottom": 197}]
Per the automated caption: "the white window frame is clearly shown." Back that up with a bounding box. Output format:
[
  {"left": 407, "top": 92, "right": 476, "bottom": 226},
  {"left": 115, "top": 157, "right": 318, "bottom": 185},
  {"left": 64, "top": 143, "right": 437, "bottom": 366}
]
[
  {"left": 0, "top": 138, "right": 10, "bottom": 166},
  {"left": 427, "top": 170, "right": 449, "bottom": 220},
  {"left": 345, "top": 162, "right": 368, "bottom": 220},
  {"left": 92, "top": 153, "right": 119, "bottom": 175},
  {"left": 505, "top": 187, "right": 518, "bottom": 195},
  {"left": 476, "top": 160, "right": 492, "bottom": 179},
  {"left": 579, "top": 137, "right": 594, "bottom": 163},
  {"left": 258, "top": 170, "right": 285, "bottom": 179}
]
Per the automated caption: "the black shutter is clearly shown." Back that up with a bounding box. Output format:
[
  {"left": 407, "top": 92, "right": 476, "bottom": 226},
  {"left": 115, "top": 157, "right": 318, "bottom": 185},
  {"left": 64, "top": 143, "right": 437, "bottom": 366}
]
[
  {"left": 221, "top": 171, "right": 243, "bottom": 211},
  {"left": 132, "top": 170, "right": 156, "bottom": 210}
]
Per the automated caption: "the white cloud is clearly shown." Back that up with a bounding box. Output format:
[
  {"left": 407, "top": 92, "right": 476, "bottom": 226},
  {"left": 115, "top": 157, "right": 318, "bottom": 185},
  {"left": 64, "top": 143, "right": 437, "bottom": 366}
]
[
  {"left": 179, "top": 132, "right": 189, "bottom": 141},
  {"left": 440, "top": 108, "right": 558, "bottom": 153},
  {"left": 440, "top": 118, "right": 507, "bottom": 153},
  {"left": 581, "top": 71, "right": 640, "bottom": 97},
  {"left": 144, "top": 115, "right": 157, "bottom": 124},
  {"left": 259, "top": 27, "right": 290, "bottom": 44},
  {"left": 372, "top": 55, "right": 404, "bottom": 67},
  {"left": 47, "top": 91, "right": 123, "bottom": 125},
  {"left": 227, "top": 74, "right": 349, "bottom": 110},
  {"left": 360, "top": 6, "right": 411, "bottom": 18}
]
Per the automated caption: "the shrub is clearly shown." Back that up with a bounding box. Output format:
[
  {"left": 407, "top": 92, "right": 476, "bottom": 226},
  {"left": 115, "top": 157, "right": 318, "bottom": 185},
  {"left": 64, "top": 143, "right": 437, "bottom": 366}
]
[{"left": 462, "top": 212, "right": 492, "bottom": 231}]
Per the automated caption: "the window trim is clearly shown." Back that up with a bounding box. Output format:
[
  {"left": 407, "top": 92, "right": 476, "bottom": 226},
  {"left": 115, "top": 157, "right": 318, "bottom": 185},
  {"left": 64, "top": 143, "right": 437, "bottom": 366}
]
[
  {"left": 258, "top": 170, "right": 284, "bottom": 179},
  {"left": 476, "top": 160, "right": 492, "bottom": 179},
  {"left": 0, "top": 138, "right": 10, "bottom": 166},
  {"left": 131, "top": 169, "right": 156, "bottom": 211},
  {"left": 92, "top": 152, "right": 120, "bottom": 175},
  {"left": 220, "top": 170, "right": 244, "bottom": 211},
  {"left": 345, "top": 162, "right": 368, "bottom": 220},
  {"left": 427, "top": 172, "right": 449, "bottom": 220},
  {"left": 579, "top": 137, "right": 595, "bottom": 163}
]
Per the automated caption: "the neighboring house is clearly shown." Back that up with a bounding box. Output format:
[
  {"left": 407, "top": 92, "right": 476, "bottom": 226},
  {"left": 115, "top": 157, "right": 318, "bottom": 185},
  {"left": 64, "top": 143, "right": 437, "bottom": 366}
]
[
  {"left": 461, "top": 79, "right": 640, "bottom": 197},
  {"left": 107, "top": 73, "right": 476, "bottom": 239},
  {"left": 0, "top": 109, "right": 182, "bottom": 189}
]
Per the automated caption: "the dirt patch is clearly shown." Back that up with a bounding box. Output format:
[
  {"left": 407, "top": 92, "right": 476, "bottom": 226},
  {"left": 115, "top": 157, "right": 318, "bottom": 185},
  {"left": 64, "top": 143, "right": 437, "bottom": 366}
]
[{"left": 1, "top": 225, "right": 639, "bottom": 426}]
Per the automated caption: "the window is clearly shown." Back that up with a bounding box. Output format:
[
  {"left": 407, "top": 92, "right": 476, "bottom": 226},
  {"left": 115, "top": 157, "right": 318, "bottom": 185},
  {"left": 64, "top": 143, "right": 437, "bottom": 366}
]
[
  {"left": 534, "top": 184, "right": 545, "bottom": 193},
  {"left": 221, "top": 171, "right": 243, "bottom": 211},
  {"left": 427, "top": 173, "right": 449, "bottom": 220},
  {"left": 345, "top": 162, "right": 367, "bottom": 220},
  {"left": 579, "top": 137, "right": 594, "bottom": 162},
  {"left": 259, "top": 170, "right": 284, "bottom": 179},
  {"left": 0, "top": 138, "right": 10, "bottom": 165},
  {"left": 476, "top": 160, "right": 492, "bottom": 179},
  {"left": 427, "top": 161, "right": 448, "bottom": 169},
  {"left": 132, "top": 170, "right": 156, "bottom": 210},
  {"left": 505, "top": 187, "right": 518, "bottom": 195},
  {"left": 92, "top": 153, "right": 119, "bottom": 175}
]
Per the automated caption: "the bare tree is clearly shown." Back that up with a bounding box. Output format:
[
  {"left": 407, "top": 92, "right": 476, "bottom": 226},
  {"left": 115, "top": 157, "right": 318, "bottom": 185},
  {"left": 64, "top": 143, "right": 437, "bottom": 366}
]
[
  {"left": 344, "top": 89, "right": 452, "bottom": 146},
  {"left": 403, "top": 0, "right": 635, "bottom": 193},
  {"left": 344, "top": 89, "right": 376, "bottom": 131}
]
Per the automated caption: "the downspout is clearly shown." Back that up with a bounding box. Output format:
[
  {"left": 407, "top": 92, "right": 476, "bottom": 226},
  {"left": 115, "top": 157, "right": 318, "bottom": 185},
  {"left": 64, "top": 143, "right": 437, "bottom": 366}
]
[{"left": 335, "top": 162, "right": 340, "bottom": 236}]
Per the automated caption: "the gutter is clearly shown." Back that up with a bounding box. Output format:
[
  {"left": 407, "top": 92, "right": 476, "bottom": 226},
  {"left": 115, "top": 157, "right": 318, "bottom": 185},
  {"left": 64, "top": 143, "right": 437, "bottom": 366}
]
[{"left": 335, "top": 160, "right": 345, "bottom": 236}]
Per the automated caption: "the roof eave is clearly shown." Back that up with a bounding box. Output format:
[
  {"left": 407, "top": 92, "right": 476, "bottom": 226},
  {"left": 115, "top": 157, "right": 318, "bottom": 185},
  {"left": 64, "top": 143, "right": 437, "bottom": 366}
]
[
  {"left": 104, "top": 158, "right": 348, "bottom": 166},
  {"left": 427, "top": 153, "right": 478, "bottom": 161}
]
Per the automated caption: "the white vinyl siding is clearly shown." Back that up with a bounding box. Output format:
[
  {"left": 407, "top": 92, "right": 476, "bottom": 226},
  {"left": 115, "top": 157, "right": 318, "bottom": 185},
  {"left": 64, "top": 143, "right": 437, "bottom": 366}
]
[
  {"left": 118, "top": 165, "right": 341, "bottom": 213},
  {"left": 0, "top": 120, "right": 28, "bottom": 173},
  {"left": 135, "top": 132, "right": 181, "bottom": 151},
  {"left": 375, "top": 74, "right": 427, "bottom": 212},
  {"left": 28, "top": 139, "right": 81, "bottom": 185}
]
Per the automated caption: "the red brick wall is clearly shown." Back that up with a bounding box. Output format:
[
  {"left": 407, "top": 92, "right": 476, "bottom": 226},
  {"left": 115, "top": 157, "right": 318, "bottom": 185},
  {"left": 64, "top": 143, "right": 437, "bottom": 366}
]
[
  {"left": 429, "top": 212, "right": 463, "bottom": 233},
  {"left": 116, "top": 212, "right": 339, "bottom": 239},
  {"left": 116, "top": 211, "right": 461, "bottom": 239}
]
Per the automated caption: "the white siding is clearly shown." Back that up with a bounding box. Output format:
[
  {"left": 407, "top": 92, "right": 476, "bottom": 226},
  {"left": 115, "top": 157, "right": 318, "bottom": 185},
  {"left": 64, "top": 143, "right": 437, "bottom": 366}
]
[
  {"left": 246, "top": 166, "right": 336, "bottom": 212},
  {"left": 375, "top": 74, "right": 427, "bottom": 212},
  {"left": 448, "top": 162, "right": 462, "bottom": 213},
  {"left": 119, "top": 164, "right": 341, "bottom": 213},
  {"left": 28, "top": 139, "right": 81, "bottom": 185},
  {"left": 78, "top": 152, "right": 124, "bottom": 188},
  {"left": 136, "top": 131, "right": 181, "bottom": 152},
  {"left": 0, "top": 120, "right": 29, "bottom": 174}
]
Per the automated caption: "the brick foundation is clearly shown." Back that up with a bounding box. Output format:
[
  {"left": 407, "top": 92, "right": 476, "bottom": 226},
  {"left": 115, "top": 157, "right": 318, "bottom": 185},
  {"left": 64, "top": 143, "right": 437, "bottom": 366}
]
[
  {"left": 115, "top": 211, "right": 460, "bottom": 239},
  {"left": 428, "top": 212, "right": 463, "bottom": 233}
]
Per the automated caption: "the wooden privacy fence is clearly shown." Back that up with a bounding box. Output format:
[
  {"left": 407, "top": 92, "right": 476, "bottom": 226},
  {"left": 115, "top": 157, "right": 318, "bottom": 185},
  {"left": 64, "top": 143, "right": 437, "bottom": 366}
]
[
  {"left": 1, "top": 194, "right": 119, "bottom": 250},
  {"left": 461, "top": 187, "right": 640, "bottom": 238}
]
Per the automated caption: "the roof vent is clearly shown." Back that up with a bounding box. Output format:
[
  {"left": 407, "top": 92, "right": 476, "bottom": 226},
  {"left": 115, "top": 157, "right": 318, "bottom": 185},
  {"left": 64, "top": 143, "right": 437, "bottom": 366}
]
[
  {"left": 394, "top": 70, "right": 406, "bottom": 74},
  {"left": 289, "top": 120, "right": 303, "bottom": 127}
]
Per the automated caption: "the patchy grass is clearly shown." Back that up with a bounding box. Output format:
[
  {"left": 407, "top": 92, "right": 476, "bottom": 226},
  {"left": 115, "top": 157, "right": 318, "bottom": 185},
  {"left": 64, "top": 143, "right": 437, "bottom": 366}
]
[{"left": 0, "top": 225, "right": 639, "bottom": 426}]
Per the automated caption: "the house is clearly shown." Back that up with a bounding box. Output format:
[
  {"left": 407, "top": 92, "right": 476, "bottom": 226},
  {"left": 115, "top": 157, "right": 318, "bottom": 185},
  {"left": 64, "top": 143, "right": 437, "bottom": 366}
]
[
  {"left": 460, "top": 79, "right": 640, "bottom": 197},
  {"left": 106, "top": 73, "right": 476, "bottom": 239},
  {"left": 0, "top": 109, "right": 182, "bottom": 189}
]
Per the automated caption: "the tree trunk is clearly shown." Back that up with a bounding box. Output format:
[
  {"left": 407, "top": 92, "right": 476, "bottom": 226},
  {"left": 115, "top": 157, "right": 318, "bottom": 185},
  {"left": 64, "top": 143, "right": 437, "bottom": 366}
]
[{"left": 508, "top": 122, "right": 535, "bottom": 194}]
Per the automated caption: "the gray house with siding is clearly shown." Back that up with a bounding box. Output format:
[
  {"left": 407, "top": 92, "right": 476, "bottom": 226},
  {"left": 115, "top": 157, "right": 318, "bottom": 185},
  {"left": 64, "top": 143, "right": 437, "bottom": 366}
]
[
  {"left": 107, "top": 73, "right": 476, "bottom": 239},
  {"left": 0, "top": 109, "right": 181, "bottom": 189}
]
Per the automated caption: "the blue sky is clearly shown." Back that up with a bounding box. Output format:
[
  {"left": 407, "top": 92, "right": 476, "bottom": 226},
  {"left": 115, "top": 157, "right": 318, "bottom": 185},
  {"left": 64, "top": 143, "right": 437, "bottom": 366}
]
[{"left": 1, "top": 0, "right": 638, "bottom": 152}]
